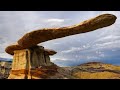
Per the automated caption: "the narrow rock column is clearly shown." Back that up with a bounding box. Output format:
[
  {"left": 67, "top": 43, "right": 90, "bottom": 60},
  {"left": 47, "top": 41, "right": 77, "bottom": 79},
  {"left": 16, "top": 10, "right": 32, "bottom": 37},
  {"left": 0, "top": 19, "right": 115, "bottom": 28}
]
[
  {"left": 8, "top": 49, "right": 30, "bottom": 79},
  {"left": 8, "top": 46, "right": 53, "bottom": 79}
]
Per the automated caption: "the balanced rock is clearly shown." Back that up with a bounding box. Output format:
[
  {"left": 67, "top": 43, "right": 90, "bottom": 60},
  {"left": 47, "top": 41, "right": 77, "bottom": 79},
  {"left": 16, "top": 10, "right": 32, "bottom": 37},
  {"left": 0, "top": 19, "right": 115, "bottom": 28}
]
[
  {"left": 5, "top": 14, "right": 116, "bottom": 55},
  {"left": 17, "top": 14, "right": 117, "bottom": 48},
  {"left": 5, "top": 13, "right": 117, "bottom": 79}
]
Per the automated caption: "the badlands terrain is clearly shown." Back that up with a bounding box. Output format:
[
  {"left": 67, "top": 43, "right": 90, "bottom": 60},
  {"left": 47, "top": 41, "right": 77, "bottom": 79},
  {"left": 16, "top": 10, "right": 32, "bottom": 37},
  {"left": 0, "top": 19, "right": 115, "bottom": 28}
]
[{"left": 1, "top": 60, "right": 120, "bottom": 79}]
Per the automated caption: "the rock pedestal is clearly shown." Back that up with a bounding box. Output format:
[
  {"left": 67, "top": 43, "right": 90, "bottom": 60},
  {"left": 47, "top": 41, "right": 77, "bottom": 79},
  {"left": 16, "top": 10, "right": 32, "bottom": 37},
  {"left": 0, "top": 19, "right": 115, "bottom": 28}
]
[
  {"left": 5, "top": 14, "right": 117, "bottom": 79},
  {"left": 8, "top": 46, "right": 54, "bottom": 79}
]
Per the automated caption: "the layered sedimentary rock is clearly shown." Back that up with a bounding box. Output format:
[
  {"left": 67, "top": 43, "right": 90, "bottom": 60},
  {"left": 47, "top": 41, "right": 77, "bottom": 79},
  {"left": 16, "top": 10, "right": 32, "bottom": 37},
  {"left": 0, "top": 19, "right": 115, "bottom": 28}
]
[
  {"left": 5, "top": 43, "right": 57, "bottom": 55},
  {"left": 5, "top": 42, "right": 24, "bottom": 55},
  {"left": 8, "top": 46, "right": 55, "bottom": 79},
  {"left": 2, "top": 61, "right": 120, "bottom": 79},
  {"left": 5, "top": 14, "right": 117, "bottom": 79}
]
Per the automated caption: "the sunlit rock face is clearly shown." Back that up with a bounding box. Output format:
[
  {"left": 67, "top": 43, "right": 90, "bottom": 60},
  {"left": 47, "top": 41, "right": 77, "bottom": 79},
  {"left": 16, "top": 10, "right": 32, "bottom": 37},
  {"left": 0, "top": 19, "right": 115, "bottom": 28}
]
[{"left": 8, "top": 46, "right": 55, "bottom": 79}]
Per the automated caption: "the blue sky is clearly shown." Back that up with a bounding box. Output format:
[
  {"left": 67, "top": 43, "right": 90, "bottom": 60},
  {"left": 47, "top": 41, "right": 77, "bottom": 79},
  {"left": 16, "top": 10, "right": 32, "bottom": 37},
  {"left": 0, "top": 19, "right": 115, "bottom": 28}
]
[{"left": 0, "top": 11, "right": 120, "bottom": 66}]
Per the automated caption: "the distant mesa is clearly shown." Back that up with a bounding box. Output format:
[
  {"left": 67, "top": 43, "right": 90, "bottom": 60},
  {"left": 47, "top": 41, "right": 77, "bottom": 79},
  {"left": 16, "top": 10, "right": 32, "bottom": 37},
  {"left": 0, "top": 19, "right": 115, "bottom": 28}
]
[{"left": 0, "top": 57, "right": 12, "bottom": 62}]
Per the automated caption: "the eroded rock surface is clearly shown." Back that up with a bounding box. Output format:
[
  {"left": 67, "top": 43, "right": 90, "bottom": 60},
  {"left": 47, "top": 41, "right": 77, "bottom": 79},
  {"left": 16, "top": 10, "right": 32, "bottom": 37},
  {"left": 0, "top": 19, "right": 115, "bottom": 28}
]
[
  {"left": 5, "top": 14, "right": 116, "bottom": 55},
  {"left": 8, "top": 46, "right": 54, "bottom": 79},
  {"left": 0, "top": 61, "right": 12, "bottom": 79},
  {"left": 2, "top": 62, "right": 120, "bottom": 79},
  {"left": 4, "top": 14, "right": 117, "bottom": 79}
]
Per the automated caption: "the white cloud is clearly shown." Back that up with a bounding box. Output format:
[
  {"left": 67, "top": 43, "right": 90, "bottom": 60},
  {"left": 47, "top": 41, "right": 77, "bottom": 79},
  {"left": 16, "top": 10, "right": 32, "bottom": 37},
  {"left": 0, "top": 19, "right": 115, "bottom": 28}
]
[
  {"left": 52, "top": 42, "right": 62, "bottom": 45},
  {"left": 61, "top": 44, "right": 91, "bottom": 54},
  {"left": 0, "top": 53, "right": 12, "bottom": 59},
  {"left": 50, "top": 57, "right": 69, "bottom": 63},
  {"left": 99, "top": 54, "right": 105, "bottom": 57},
  {"left": 47, "top": 18, "right": 65, "bottom": 23},
  {"left": 87, "top": 56, "right": 100, "bottom": 60},
  {"left": 96, "top": 35, "right": 120, "bottom": 42},
  {"left": 45, "top": 18, "right": 67, "bottom": 28},
  {"left": 95, "top": 40, "right": 120, "bottom": 49}
]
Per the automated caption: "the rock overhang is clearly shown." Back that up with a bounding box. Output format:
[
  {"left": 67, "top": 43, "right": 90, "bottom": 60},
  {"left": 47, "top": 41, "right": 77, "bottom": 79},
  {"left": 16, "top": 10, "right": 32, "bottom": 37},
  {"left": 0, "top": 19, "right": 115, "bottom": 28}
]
[
  {"left": 5, "top": 14, "right": 117, "bottom": 56},
  {"left": 5, "top": 43, "right": 57, "bottom": 56}
]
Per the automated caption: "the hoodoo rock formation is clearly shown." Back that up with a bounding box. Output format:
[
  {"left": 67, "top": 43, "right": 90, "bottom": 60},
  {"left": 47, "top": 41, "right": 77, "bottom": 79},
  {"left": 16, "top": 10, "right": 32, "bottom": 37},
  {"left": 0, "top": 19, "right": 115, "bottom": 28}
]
[
  {"left": 5, "top": 14, "right": 117, "bottom": 55},
  {"left": 8, "top": 46, "right": 57, "bottom": 79},
  {"left": 18, "top": 14, "right": 117, "bottom": 48},
  {"left": 5, "top": 14, "right": 117, "bottom": 79}
]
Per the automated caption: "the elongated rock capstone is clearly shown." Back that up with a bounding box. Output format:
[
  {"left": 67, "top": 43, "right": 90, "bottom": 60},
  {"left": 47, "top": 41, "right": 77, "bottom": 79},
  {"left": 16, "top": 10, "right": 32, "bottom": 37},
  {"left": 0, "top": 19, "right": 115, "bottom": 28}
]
[{"left": 5, "top": 14, "right": 117, "bottom": 55}]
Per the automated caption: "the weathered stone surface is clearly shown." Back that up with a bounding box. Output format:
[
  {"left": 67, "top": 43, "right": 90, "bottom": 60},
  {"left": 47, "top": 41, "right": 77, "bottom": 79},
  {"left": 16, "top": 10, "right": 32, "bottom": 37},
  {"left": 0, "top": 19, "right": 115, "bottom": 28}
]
[
  {"left": 8, "top": 46, "right": 54, "bottom": 79},
  {"left": 4, "top": 14, "right": 117, "bottom": 79},
  {"left": 44, "top": 49, "right": 57, "bottom": 55},
  {"left": 5, "top": 44, "right": 57, "bottom": 55},
  {"left": 17, "top": 14, "right": 116, "bottom": 48},
  {"left": 5, "top": 14, "right": 116, "bottom": 55},
  {"left": 0, "top": 61, "right": 11, "bottom": 78},
  {"left": 8, "top": 65, "right": 58, "bottom": 79},
  {"left": 5, "top": 42, "right": 23, "bottom": 55},
  {"left": 2, "top": 61, "right": 120, "bottom": 79}
]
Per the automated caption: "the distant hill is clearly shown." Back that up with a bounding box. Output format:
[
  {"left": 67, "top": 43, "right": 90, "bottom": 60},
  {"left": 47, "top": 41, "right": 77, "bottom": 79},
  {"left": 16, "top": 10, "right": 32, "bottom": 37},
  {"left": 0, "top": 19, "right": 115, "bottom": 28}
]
[
  {"left": 27, "top": 61, "right": 120, "bottom": 79},
  {"left": 0, "top": 57, "right": 12, "bottom": 62},
  {"left": 48, "top": 62, "right": 120, "bottom": 79},
  {"left": 69, "top": 62, "right": 120, "bottom": 79}
]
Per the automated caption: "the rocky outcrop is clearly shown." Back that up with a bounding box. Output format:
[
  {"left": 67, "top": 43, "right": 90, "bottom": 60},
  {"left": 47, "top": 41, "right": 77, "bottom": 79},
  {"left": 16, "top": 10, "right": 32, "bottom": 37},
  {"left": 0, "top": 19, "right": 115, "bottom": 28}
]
[
  {"left": 0, "top": 61, "right": 12, "bottom": 79},
  {"left": 8, "top": 46, "right": 55, "bottom": 79},
  {"left": 1, "top": 61, "right": 120, "bottom": 79},
  {"left": 47, "top": 62, "right": 120, "bottom": 79},
  {"left": 71, "top": 62, "right": 120, "bottom": 79}
]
